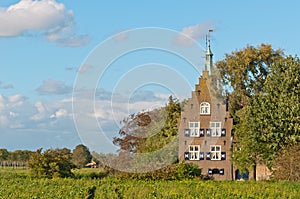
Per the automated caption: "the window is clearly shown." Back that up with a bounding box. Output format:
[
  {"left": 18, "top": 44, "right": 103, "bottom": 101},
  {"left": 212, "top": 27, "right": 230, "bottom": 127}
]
[
  {"left": 189, "top": 145, "right": 200, "bottom": 160},
  {"left": 189, "top": 122, "right": 200, "bottom": 137},
  {"left": 210, "top": 122, "right": 221, "bottom": 137},
  {"left": 200, "top": 102, "right": 210, "bottom": 115},
  {"left": 210, "top": 145, "right": 221, "bottom": 160},
  {"left": 208, "top": 168, "right": 224, "bottom": 175}
]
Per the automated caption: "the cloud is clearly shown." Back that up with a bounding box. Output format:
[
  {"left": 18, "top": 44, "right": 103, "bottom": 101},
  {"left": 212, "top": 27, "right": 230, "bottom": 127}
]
[
  {"left": 0, "top": 0, "right": 90, "bottom": 47},
  {"left": 65, "top": 66, "right": 77, "bottom": 71},
  {"left": 111, "top": 29, "right": 130, "bottom": 42},
  {"left": 0, "top": 94, "right": 79, "bottom": 150},
  {"left": 47, "top": 31, "right": 90, "bottom": 47},
  {"left": 0, "top": 94, "right": 29, "bottom": 128},
  {"left": 78, "top": 64, "right": 93, "bottom": 73},
  {"left": 177, "top": 21, "right": 215, "bottom": 45},
  {"left": 2, "top": 84, "right": 14, "bottom": 89},
  {"left": 0, "top": 89, "right": 171, "bottom": 152},
  {"left": 30, "top": 101, "right": 46, "bottom": 121},
  {"left": 65, "top": 64, "right": 93, "bottom": 73},
  {"left": 0, "top": 80, "right": 14, "bottom": 89},
  {"left": 50, "top": 108, "right": 68, "bottom": 119},
  {"left": 36, "top": 79, "right": 72, "bottom": 95}
]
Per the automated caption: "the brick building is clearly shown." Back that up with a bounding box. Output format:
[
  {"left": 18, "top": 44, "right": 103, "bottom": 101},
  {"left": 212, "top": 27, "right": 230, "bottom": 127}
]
[
  {"left": 178, "top": 36, "right": 274, "bottom": 180},
  {"left": 178, "top": 38, "right": 234, "bottom": 180}
]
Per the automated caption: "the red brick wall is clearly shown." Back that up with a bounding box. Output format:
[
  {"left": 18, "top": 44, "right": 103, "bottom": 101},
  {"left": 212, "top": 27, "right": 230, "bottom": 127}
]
[{"left": 179, "top": 73, "right": 233, "bottom": 180}]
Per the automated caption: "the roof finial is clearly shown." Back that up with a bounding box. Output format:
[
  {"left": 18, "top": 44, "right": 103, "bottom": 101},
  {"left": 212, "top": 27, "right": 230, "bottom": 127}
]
[
  {"left": 205, "top": 29, "right": 214, "bottom": 76},
  {"left": 208, "top": 29, "right": 213, "bottom": 47}
]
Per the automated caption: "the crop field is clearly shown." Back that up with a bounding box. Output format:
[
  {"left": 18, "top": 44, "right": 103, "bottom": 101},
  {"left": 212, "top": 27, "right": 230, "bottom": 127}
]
[{"left": 1, "top": 168, "right": 300, "bottom": 199}]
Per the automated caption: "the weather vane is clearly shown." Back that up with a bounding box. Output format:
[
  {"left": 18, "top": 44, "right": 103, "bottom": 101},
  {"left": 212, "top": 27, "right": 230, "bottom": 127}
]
[{"left": 206, "top": 29, "right": 214, "bottom": 48}]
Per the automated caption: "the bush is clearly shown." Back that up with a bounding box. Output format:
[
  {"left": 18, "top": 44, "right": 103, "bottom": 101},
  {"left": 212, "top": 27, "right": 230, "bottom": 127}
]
[
  {"left": 272, "top": 143, "right": 300, "bottom": 181},
  {"left": 176, "top": 162, "right": 202, "bottom": 179},
  {"left": 28, "top": 148, "right": 75, "bottom": 178},
  {"left": 104, "top": 162, "right": 201, "bottom": 180}
]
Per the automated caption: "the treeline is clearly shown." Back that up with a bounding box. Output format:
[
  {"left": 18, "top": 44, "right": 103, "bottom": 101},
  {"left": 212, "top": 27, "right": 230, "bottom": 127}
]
[
  {"left": 0, "top": 149, "right": 33, "bottom": 167},
  {"left": 0, "top": 144, "right": 93, "bottom": 169}
]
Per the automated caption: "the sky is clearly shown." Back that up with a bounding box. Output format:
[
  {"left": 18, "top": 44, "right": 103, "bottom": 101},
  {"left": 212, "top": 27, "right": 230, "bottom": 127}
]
[{"left": 0, "top": 0, "right": 299, "bottom": 153}]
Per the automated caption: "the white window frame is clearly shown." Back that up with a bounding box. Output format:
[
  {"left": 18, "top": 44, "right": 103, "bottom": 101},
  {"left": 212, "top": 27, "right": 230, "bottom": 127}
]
[
  {"left": 189, "top": 122, "right": 200, "bottom": 137},
  {"left": 189, "top": 145, "right": 200, "bottom": 160},
  {"left": 200, "top": 102, "right": 210, "bottom": 115},
  {"left": 210, "top": 145, "right": 221, "bottom": 160},
  {"left": 210, "top": 122, "right": 222, "bottom": 137}
]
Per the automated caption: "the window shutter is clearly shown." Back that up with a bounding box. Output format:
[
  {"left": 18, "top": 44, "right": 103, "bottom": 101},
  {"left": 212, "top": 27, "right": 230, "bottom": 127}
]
[
  {"left": 184, "top": 152, "right": 189, "bottom": 160},
  {"left": 184, "top": 129, "right": 190, "bottom": 137},
  {"left": 221, "top": 152, "right": 226, "bottom": 160},
  {"left": 219, "top": 168, "right": 224, "bottom": 175},
  {"left": 208, "top": 168, "right": 213, "bottom": 175},
  {"left": 221, "top": 128, "right": 226, "bottom": 137},
  {"left": 206, "top": 152, "right": 211, "bottom": 160},
  {"left": 199, "top": 152, "right": 204, "bottom": 160},
  {"left": 200, "top": 128, "right": 205, "bottom": 137},
  {"left": 206, "top": 128, "right": 211, "bottom": 136}
]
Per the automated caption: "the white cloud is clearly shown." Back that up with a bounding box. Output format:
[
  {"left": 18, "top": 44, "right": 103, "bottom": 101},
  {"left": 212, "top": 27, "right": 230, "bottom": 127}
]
[
  {"left": 0, "top": 89, "right": 172, "bottom": 152},
  {"left": 36, "top": 79, "right": 72, "bottom": 95},
  {"left": 0, "top": 94, "right": 29, "bottom": 128},
  {"left": 0, "top": 0, "right": 90, "bottom": 47},
  {"left": 177, "top": 21, "right": 215, "bottom": 45},
  {"left": 50, "top": 108, "right": 68, "bottom": 119},
  {"left": 31, "top": 101, "right": 46, "bottom": 121}
]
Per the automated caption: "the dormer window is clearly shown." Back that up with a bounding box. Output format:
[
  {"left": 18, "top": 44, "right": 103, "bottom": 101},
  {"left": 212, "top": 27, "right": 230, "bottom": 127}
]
[{"left": 200, "top": 102, "right": 210, "bottom": 115}]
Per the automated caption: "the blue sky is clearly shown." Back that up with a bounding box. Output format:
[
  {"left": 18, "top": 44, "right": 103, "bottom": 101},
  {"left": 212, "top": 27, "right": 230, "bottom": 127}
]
[{"left": 0, "top": 0, "right": 299, "bottom": 153}]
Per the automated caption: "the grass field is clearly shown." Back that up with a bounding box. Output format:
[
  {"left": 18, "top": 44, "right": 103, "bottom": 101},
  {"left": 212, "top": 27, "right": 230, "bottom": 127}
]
[{"left": 1, "top": 168, "right": 300, "bottom": 199}]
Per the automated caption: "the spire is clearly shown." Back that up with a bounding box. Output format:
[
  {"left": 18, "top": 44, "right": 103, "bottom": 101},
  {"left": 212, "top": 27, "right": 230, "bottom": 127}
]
[{"left": 205, "top": 30, "right": 213, "bottom": 76}]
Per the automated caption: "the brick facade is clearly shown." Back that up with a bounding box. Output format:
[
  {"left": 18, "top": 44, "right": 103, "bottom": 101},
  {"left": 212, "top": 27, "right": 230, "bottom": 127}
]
[{"left": 178, "top": 71, "right": 234, "bottom": 180}]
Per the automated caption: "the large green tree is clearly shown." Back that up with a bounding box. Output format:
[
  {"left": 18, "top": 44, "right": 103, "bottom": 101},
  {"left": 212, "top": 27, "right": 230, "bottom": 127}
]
[
  {"left": 72, "top": 144, "right": 92, "bottom": 168},
  {"left": 233, "top": 56, "right": 300, "bottom": 173},
  {"left": 215, "top": 44, "right": 284, "bottom": 121}
]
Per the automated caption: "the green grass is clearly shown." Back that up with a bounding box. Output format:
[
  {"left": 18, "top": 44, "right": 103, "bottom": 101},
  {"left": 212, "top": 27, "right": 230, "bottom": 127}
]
[{"left": 1, "top": 168, "right": 300, "bottom": 198}]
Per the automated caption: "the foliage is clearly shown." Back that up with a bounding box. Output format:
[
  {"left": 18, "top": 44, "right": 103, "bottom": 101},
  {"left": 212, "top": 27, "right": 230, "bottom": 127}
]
[
  {"left": 272, "top": 143, "right": 300, "bottom": 181},
  {"left": 72, "top": 144, "right": 92, "bottom": 168},
  {"left": 176, "top": 162, "right": 202, "bottom": 179},
  {"left": 113, "top": 95, "right": 181, "bottom": 154},
  {"left": 105, "top": 162, "right": 201, "bottom": 180},
  {"left": 9, "top": 150, "right": 34, "bottom": 162},
  {"left": 233, "top": 56, "right": 300, "bottom": 172},
  {"left": 28, "top": 148, "right": 75, "bottom": 178},
  {"left": 215, "top": 44, "right": 284, "bottom": 121},
  {"left": 109, "top": 96, "right": 181, "bottom": 175},
  {"left": 0, "top": 148, "right": 9, "bottom": 161},
  {"left": 2, "top": 169, "right": 300, "bottom": 198},
  {"left": 73, "top": 168, "right": 108, "bottom": 180},
  {"left": 0, "top": 148, "right": 33, "bottom": 162}
]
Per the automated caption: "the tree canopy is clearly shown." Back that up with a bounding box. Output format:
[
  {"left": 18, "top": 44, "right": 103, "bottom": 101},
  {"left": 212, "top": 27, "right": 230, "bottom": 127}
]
[
  {"left": 216, "top": 44, "right": 299, "bottom": 180},
  {"left": 113, "top": 95, "right": 181, "bottom": 154},
  {"left": 72, "top": 144, "right": 92, "bottom": 168},
  {"left": 215, "top": 44, "right": 284, "bottom": 121},
  {"left": 28, "top": 148, "right": 75, "bottom": 178},
  {"left": 232, "top": 55, "right": 300, "bottom": 173}
]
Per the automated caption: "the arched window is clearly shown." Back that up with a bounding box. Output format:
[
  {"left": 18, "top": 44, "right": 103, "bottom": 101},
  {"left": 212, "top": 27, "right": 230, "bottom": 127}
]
[{"left": 200, "top": 102, "right": 210, "bottom": 115}]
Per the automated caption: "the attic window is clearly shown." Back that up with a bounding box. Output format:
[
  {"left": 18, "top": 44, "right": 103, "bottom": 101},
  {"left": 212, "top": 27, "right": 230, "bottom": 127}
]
[{"left": 200, "top": 102, "right": 210, "bottom": 115}]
